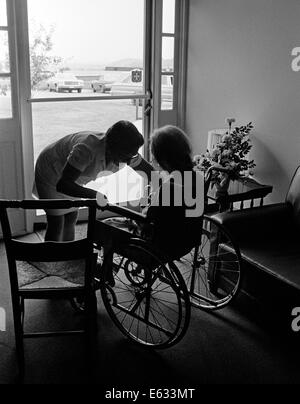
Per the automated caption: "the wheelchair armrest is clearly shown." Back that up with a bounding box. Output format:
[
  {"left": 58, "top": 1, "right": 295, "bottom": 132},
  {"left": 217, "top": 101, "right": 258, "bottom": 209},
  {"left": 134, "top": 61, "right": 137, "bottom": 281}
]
[
  {"left": 210, "top": 203, "right": 293, "bottom": 242},
  {"left": 104, "top": 203, "right": 150, "bottom": 224}
]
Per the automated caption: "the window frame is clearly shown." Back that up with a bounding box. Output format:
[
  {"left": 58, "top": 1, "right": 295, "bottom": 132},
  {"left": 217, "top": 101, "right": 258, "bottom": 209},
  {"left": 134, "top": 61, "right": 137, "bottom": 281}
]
[
  {"left": 0, "top": 0, "right": 15, "bottom": 120},
  {"left": 11, "top": 0, "right": 189, "bottom": 228},
  {"left": 151, "top": 0, "right": 189, "bottom": 129},
  {"left": 25, "top": 0, "right": 152, "bottom": 224}
]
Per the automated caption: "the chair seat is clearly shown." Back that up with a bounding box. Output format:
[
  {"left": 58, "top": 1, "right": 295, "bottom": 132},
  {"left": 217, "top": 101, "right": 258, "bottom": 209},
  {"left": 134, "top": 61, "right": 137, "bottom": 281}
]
[
  {"left": 17, "top": 260, "right": 85, "bottom": 289},
  {"left": 239, "top": 237, "right": 300, "bottom": 291}
]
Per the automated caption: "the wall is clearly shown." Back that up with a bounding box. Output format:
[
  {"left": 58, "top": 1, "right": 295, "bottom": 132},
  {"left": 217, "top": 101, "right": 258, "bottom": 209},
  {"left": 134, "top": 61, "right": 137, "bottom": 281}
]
[{"left": 186, "top": 0, "right": 300, "bottom": 203}]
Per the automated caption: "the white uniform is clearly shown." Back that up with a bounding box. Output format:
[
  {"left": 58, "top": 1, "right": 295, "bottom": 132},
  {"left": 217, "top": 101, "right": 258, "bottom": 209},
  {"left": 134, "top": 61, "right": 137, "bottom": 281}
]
[{"left": 33, "top": 131, "right": 142, "bottom": 215}]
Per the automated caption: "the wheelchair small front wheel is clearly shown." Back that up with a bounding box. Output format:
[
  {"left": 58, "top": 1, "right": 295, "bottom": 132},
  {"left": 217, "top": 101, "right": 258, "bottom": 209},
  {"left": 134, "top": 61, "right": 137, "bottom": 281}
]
[
  {"left": 70, "top": 296, "right": 85, "bottom": 313},
  {"left": 178, "top": 215, "right": 242, "bottom": 311},
  {"left": 100, "top": 242, "right": 191, "bottom": 349}
]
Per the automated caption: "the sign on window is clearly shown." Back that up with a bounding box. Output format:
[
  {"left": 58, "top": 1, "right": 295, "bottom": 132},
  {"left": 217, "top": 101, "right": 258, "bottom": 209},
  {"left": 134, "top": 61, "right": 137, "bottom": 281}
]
[{"left": 131, "top": 69, "right": 142, "bottom": 83}]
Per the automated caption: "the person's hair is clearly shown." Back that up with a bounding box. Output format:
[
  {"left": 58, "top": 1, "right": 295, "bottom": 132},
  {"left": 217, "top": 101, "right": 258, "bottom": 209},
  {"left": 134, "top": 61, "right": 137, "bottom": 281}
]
[
  {"left": 151, "top": 125, "right": 194, "bottom": 172},
  {"left": 106, "top": 120, "right": 144, "bottom": 163}
]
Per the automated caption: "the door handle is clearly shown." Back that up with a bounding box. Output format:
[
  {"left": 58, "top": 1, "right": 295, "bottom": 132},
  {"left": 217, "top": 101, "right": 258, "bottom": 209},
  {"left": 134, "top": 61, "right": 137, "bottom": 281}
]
[
  {"left": 144, "top": 104, "right": 152, "bottom": 116},
  {"left": 144, "top": 89, "right": 152, "bottom": 116}
]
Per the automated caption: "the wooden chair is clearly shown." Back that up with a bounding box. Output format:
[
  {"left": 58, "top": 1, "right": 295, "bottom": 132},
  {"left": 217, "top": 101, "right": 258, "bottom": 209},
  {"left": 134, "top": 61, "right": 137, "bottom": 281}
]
[{"left": 0, "top": 199, "right": 97, "bottom": 381}]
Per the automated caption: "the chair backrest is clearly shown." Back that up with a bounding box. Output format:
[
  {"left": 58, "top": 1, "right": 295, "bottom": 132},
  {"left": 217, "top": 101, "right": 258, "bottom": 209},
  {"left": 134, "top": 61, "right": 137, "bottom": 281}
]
[
  {"left": 0, "top": 199, "right": 97, "bottom": 291},
  {"left": 286, "top": 166, "right": 300, "bottom": 228}
]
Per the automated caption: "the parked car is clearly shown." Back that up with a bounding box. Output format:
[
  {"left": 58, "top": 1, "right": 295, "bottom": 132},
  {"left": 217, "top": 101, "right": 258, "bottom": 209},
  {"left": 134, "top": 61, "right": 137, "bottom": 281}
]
[
  {"left": 110, "top": 72, "right": 173, "bottom": 102},
  {"left": 47, "top": 74, "right": 84, "bottom": 93},
  {"left": 91, "top": 79, "right": 113, "bottom": 93}
]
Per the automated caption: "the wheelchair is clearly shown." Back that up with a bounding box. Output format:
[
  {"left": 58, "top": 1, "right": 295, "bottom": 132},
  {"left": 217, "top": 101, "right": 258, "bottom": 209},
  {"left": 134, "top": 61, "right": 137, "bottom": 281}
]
[
  {"left": 92, "top": 204, "right": 191, "bottom": 349},
  {"left": 176, "top": 215, "right": 242, "bottom": 310},
  {"left": 177, "top": 166, "right": 242, "bottom": 310},
  {"left": 89, "top": 166, "right": 242, "bottom": 348}
]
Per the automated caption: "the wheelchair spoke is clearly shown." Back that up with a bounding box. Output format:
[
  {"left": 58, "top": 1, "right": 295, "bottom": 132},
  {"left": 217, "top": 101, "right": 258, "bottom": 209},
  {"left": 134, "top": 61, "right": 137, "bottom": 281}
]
[
  {"left": 110, "top": 300, "right": 174, "bottom": 338},
  {"left": 101, "top": 243, "right": 190, "bottom": 348},
  {"left": 177, "top": 217, "right": 242, "bottom": 310},
  {"left": 149, "top": 307, "right": 165, "bottom": 343},
  {"left": 127, "top": 311, "right": 136, "bottom": 335},
  {"left": 151, "top": 299, "right": 179, "bottom": 328}
]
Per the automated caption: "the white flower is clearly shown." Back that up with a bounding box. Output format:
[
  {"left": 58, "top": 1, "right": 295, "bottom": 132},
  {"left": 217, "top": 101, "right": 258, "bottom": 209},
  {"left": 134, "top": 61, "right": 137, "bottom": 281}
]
[
  {"left": 222, "top": 149, "right": 233, "bottom": 157},
  {"left": 193, "top": 155, "right": 202, "bottom": 164},
  {"left": 222, "top": 134, "right": 232, "bottom": 142},
  {"left": 211, "top": 149, "right": 220, "bottom": 158}
]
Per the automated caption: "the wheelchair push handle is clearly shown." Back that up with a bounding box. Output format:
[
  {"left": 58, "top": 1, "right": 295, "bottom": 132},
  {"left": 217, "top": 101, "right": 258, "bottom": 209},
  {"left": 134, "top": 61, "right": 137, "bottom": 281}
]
[
  {"left": 96, "top": 192, "right": 148, "bottom": 223},
  {"left": 104, "top": 203, "right": 148, "bottom": 223}
]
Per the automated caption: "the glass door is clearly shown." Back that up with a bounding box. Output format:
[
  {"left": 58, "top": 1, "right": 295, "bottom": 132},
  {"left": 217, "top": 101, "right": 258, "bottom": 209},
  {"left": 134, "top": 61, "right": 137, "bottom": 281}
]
[
  {"left": 152, "top": 0, "right": 188, "bottom": 129},
  {"left": 8, "top": 0, "right": 188, "bottom": 229},
  {"left": 0, "top": 0, "right": 26, "bottom": 235},
  {"left": 26, "top": 0, "right": 151, "bottom": 212},
  {"left": 0, "top": 0, "right": 13, "bottom": 119}
]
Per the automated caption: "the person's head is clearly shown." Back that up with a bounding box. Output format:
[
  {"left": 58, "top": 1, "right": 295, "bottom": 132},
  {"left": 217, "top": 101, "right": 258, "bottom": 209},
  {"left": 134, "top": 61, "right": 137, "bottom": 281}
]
[
  {"left": 151, "top": 125, "right": 193, "bottom": 173},
  {"left": 105, "top": 120, "right": 144, "bottom": 164}
]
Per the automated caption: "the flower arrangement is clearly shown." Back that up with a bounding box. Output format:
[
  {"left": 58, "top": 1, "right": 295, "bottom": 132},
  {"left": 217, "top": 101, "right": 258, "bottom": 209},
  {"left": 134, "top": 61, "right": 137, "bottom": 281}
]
[{"left": 194, "top": 120, "right": 256, "bottom": 189}]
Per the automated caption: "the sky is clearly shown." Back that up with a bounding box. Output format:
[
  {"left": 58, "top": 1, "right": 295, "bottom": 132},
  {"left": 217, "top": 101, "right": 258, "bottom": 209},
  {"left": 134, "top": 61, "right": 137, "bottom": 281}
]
[
  {"left": 0, "top": 0, "right": 7, "bottom": 26},
  {"left": 28, "top": 0, "right": 145, "bottom": 66},
  {"left": 27, "top": 0, "right": 175, "bottom": 67}
]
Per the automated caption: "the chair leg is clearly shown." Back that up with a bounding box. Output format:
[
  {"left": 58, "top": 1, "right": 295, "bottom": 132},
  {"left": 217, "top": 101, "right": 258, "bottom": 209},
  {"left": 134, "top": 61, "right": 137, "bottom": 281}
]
[
  {"left": 13, "top": 303, "right": 25, "bottom": 381},
  {"left": 101, "top": 247, "right": 115, "bottom": 286},
  {"left": 20, "top": 297, "right": 25, "bottom": 330},
  {"left": 84, "top": 291, "right": 98, "bottom": 383},
  {"left": 85, "top": 291, "right": 98, "bottom": 334}
]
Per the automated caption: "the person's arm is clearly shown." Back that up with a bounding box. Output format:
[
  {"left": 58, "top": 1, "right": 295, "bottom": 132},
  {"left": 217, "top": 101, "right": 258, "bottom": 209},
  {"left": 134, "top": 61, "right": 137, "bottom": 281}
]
[
  {"left": 129, "top": 154, "right": 154, "bottom": 183},
  {"left": 56, "top": 163, "right": 103, "bottom": 199}
]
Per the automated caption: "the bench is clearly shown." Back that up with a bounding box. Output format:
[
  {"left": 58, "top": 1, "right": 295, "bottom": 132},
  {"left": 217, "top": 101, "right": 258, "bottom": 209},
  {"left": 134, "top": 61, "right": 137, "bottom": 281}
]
[{"left": 212, "top": 166, "right": 300, "bottom": 329}]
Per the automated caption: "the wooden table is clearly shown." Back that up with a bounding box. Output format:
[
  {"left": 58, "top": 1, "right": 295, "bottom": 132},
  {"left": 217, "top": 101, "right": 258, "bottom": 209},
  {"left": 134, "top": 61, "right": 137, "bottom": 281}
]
[{"left": 207, "top": 176, "right": 273, "bottom": 213}]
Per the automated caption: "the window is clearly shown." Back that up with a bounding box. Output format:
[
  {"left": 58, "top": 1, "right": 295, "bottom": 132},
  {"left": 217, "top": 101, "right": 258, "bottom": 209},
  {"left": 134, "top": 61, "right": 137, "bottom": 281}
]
[
  {"left": 27, "top": 0, "right": 147, "bottom": 204},
  {"left": 163, "top": 0, "right": 175, "bottom": 34},
  {"left": 161, "top": 0, "right": 175, "bottom": 111},
  {"left": 0, "top": 0, "right": 7, "bottom": 26},
  {"left": 0, "top": 0, "right": 12, "bottom": 119},
  {"left": 6, "top": 0, "right": 188, "bottom": 228}
]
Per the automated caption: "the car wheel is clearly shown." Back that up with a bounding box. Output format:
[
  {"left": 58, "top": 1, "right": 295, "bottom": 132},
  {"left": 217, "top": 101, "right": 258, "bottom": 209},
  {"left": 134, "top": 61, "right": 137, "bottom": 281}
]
[{"left": 78, "top": 89, "right": 82, "bottom": 93}]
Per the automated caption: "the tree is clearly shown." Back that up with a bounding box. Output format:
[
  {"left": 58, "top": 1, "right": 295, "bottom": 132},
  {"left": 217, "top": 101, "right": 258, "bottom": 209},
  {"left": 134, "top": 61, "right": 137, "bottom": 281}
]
[{"left": 30, "top": 24, "right": 63, "bottom": 90}]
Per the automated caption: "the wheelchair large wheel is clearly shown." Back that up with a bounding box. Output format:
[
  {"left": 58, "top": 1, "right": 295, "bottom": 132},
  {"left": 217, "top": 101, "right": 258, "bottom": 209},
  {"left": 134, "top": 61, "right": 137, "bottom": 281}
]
[
  {"left": 178, "top": 215, "right": 242, "bottom": 311},
  {"left": 100, "top": 241, "right": 191, "bottom": 349}
]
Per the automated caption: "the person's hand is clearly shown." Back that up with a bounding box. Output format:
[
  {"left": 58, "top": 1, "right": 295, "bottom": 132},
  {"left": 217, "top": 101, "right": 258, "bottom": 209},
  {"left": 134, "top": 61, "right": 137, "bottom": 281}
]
[{"left": 96, "top": 192, "right": 109, "bottom": 209}]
